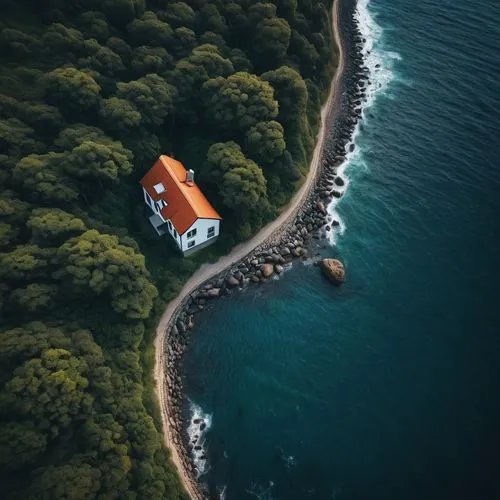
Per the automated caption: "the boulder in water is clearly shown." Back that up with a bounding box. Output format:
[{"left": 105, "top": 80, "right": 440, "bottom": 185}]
[
  {"left": 226, "top": 275, "right": 239, "bottom": 287},
  {"left": 320, "top": 258, "right": 346, "bottom": 285},
  {"left": 316, "top": 200, "right": 327, "bottom": 214},
  {"left": 207, "top": 287, "right": 220, "bottom": 298},
  {"left": 261, "top": 263, "right": 274, "bottom": 278}
]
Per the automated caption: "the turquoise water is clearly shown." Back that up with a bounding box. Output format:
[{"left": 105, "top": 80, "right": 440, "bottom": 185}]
[{"left": 182, "top": 0, "right": 500, "bottom": 498}]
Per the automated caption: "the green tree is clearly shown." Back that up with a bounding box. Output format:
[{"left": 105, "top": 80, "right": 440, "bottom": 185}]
[
  {"left": 45, "top": 67, "right": 101, "bottom": 115},
  {"left": 130, "top": 45, "right": 172, "bottom": 76},
  {"left": 202, "top": 71, "right": 278, "bottom": 132},
  {"left": 206, "top": 141, "right": 267, "bottom": 215},
  {"left": 30, "top": 462, "right": 102, "bottom": 500},
  {"left": 78, "top": 11, "right": 110, "bottom": 42},
  {"left": 0, "top": 117, "right": 41, "bottom": 159},
  {"left": 0, "top": 190, "right": 31, "bottom": 226},
  {"left": 253, "top": 17, "right": 291, "bottom": 65},
  {"left": 9, "top": 283, "right": 57, "bottom": 312},
  {"left": 171, "top": 26, "right": 196, "bottom": 59},
  {"left": 160, "top": 2, "right": 195, "bottom": 28},
  {"left": 116, "top": 74, "right": 175, "bottom": 126},
  {"left": 229, "top": 48, "right": 253, "bottom": 73},
  {"left": 13, "top": 153, "right": 79, "bottom": 203},
  {"left": 40, "top": 24, "right": 85, "bottom": 60},
  {"left": 276, "top": 0, "right": 298, "bottom": 17},
  {"left": 0, "top": 222, "right": 18, "bottom": 248},
  {"left": 66, "top": 138, "right": 133, "bottom": 184},
  {"left": 170, "top": 44, "right": 233, "bottom": 120},
  {"left": 79, "top": 44, "right": 125, "bottom": 77},
  {"left": 0, "top": 422, "right": 47, "bottom": 470},
  {"left": 244, "top": 120, "right": 286, "bottom": 164},
  {"left": 289, "top": 30, "right": 320, "bottom": 76},
  {"left": 106, "top": 36, "right": 132, "bottom": 64},
  {"left": 20, "top": 102, "right": 65, "bottom": 135},
  {"left": 99, "top": 97, "right": 142, "bottom": 134},
  {"left": 195, "top": 4, "right": 227, "bottom": 35},
  {"left": 262, "top": 65, "right": 311, "bottom": 167},
  {"left": 0, "top": 323, "right": 70, "bottom": 364},
  {"left": 28, "top": 208, "right": 87, "bottom": 244},
  {"left": 127, "top": 11, "right": 173, "bottom": 47},
  {"left": 0, "top": 244, "right": 54, "bottom": 283},
  {"left": 103, "top": 0, "right": 144, "bottom": 28},
  {"left": 54, "top": 123, "right": 133, "bottom": 185},
  {"left": 261, "top": 65, "right": 308, "bottom": 124},
  {"left": 3, "top": 348, "right": 92, "bottom": 437},
  {"left": 0, "top": 28, "right": 39, "bottom": 59},
  {"left": 206, "top": 140, "right": 248, "bottom": 177},
  {"left": 221, "top": 162, "right": 267, "bottom": 213},
  {"left": 55, "top": 123, "right": 105, "bottom": 150},
  {"left": 56, "top": 229, "right": 158, "bottom": 318}
]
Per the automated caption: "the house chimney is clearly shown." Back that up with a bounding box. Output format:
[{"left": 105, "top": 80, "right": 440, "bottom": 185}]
[{"left": 186, "top": 169, "right": 195, "bottom": 186}]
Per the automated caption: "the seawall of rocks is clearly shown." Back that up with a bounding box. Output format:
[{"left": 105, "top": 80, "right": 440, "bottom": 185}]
[{"left": 163, "top": 1, "right": 368, "bottom": 496}]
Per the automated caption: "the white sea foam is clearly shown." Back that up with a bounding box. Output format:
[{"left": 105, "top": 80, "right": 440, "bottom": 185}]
[
  {"left": 186, "top": 400, "right": 212, "bottom": 477},
  {"left": 219, "top": 484, "right": 227, "bottom": 500},
  {"left": 245, "top": 480, "right": 275, "bottom": 499},
  {"left": 327, "top": 0, "right": 400, "bottom": 245}
]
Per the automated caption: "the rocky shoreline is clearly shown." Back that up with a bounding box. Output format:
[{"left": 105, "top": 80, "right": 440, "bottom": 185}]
[{"left": 162, "top": 1, "right": 369, "bottom": 497}]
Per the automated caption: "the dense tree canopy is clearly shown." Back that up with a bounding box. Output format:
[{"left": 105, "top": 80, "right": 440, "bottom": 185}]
[
  {"left": 57, "top": 230, "right": 158, "bottom": 319},
  {"left": 202, "top": 71, "right": 278, "bottom": 132},
  {"left": 245, "top": 120, "right": 286, "bottom": 163},
  {"left": 45, "top": 67, "right": 101, "bottom": 115},
  {"left": 0, "top": 0, "right": 335, "bottom": 497}
]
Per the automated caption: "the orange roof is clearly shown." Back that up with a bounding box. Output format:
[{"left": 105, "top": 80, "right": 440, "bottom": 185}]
[{"left": 140, "top": 155, "right": 221, "bottom": 235}]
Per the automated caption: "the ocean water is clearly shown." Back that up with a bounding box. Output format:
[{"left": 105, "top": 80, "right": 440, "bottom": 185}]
[{"left": 181, "top": 0, "right": 500, "bottom": 498}]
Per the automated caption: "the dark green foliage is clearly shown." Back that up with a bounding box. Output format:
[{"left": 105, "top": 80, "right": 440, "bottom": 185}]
[
  {"left": 160, "top": 2, "right": 195, "bottom": 28},
  {"left": 116, "top": 74, "right": 175, "bottom": 126},
  {"left": 14, "top": 153, "right": 79, "bottom": 203},
  {"left": 244, "top": 120, "right": 286, "bottom": 164},
  {"left": 202, "top": 71, "right": 278, "bottom": 132},
  {"left": 56, "top": 229, "right": 158, "bottom": 319},
  {"left": 252, "top": 17, "right": 291, "bottom": 67},
  {"left": 127, "top": 11, "right": 173, "bottom": 47},
  {"left": 44, "top": 67, "right": 101, "bottom": 115},
  {"left": 0, "top": 0, "right": 334, "bottom": 497}
]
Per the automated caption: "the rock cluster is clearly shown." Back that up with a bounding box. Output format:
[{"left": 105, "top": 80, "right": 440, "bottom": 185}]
[{"left": 163, "top": 6, "right": 368, "bottom": 497}]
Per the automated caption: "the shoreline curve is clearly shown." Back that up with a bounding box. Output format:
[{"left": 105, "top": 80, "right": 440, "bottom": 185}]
[{"left": 153, "top": 1, "right": 346, "bottom": 498}]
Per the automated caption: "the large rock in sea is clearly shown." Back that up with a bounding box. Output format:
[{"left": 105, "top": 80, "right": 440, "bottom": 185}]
[
  {"left": 226, "top": 275, "right": 239, "bottom": 287},
  {"left": 320, "top": 258, "right": 345, "bottom": 285},
  {"left": 261, "top": 263, "right": 274, "bottom": 278}
]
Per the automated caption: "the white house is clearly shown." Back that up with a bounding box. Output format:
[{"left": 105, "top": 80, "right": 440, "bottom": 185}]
[{"left": 140, "top": 155, "right": 222, "bottom": 255}]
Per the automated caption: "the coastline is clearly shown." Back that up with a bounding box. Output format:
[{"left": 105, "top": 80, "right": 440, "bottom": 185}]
[{"left": 152, "top": 0, "right": 366, "bottom": 497}]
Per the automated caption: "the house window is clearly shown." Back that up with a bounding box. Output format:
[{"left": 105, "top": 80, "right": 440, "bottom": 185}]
[
  {"left": 207, "top": 226, "right": 215, "bottom": 238},
  {"left": 173, "top": 229, "right": 177, "bottom": 238},
  {"left": 153, "top": 182, "right": 165, "bottom": 194},
  {"left": 144, "top": 190, "right": 153, "bottom": 207},
  {"left": 188, "top": 240, "right": 195, "bottom": 248},
  {"left": 187, "top": 228, "right": 197, "bottom": 239}
]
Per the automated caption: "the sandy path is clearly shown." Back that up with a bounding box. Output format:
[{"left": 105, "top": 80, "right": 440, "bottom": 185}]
[{"left": 153, "top": 1, "right": 345, "bottom": 498}]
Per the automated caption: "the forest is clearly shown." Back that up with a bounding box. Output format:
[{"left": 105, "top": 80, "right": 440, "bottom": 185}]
[{"left": 0, "top": 0, "right": 336, "bottom": 498}]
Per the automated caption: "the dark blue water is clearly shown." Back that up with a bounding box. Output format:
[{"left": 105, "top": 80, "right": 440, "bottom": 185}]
[{"left": 182, "top": 0, "right": 500, "bottom": 498}]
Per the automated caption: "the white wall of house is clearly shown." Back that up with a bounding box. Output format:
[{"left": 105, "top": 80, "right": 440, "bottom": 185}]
[
  {"left": 164, "top": 218, "right": 182, "bottom": 249},
  {"left": 143, "top": 187, "right": 166, "bottom": 222},
  {"left": 143, "top": 187, "right": 219, "bottom": 253},
  {"left": 180, "top": 218, "right": 220, "bottom": 253}
]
